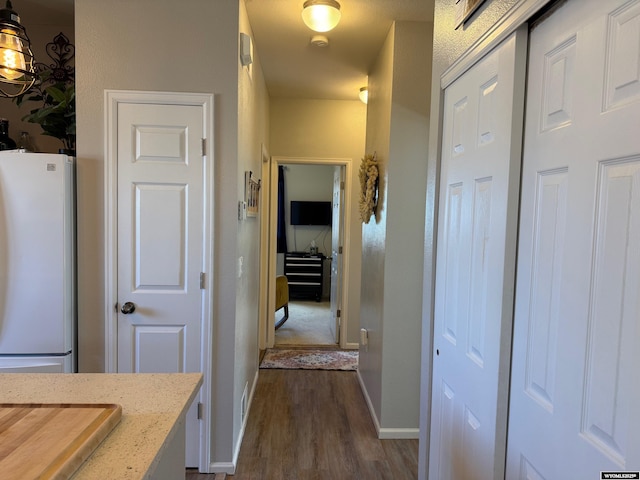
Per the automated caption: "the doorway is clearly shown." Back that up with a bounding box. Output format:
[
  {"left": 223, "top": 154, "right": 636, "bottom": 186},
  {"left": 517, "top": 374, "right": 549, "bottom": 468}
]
[
  {"left": 105, "top": 90, "right": 214, "bottom": 470},
  {"left": 265, "top": 157, "right": 352, "bottom": 349}
]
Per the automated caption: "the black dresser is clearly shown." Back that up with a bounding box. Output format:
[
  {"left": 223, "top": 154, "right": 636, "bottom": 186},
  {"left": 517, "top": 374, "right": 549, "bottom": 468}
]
[{"left": 284, "top": 252, "right": 325, "bottom": 301}]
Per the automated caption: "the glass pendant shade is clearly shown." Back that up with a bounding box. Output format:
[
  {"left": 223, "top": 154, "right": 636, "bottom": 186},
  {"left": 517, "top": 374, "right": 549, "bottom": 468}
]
[
  {"left": 0, "top": 29, "right": 26, "bottom": 80},
  {"left": 301, "top": 0, "right": 341, "bottom": 33},
  {"left": 0, "top": 0, "right": 36, "bottom": 98}
]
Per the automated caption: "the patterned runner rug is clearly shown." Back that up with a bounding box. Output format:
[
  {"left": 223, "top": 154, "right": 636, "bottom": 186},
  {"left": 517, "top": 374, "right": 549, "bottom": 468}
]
[{"left": 260, "top": 349, "right": 358, "bottom": 371}]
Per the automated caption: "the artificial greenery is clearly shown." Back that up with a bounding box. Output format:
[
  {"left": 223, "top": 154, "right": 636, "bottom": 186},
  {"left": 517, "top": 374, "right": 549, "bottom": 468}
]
[{"left": 14, "top": 70, "right": 76, "bottom": 153}]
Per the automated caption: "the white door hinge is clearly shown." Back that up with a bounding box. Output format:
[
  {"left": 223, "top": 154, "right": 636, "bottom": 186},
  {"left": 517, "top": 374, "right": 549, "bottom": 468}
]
[
  {"left": 197, "top": 402, "right": 204, "bottom": 419},
  {"left": 201, "top": 138, "right": 206, "bottom": 156},
  {"left": 338, "top": 246, "right": 343, "bottom": 254},
  {"left": 200, "top": 272, "right": 206, "bottom": 289},
  {"left": 337, "top": 309, "right": 341, "bottom": 318}
]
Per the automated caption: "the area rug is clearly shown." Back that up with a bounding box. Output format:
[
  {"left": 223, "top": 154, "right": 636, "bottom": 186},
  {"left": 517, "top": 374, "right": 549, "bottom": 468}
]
[{"left": 260, "top": 349, "right": 358, "bottom": 371}]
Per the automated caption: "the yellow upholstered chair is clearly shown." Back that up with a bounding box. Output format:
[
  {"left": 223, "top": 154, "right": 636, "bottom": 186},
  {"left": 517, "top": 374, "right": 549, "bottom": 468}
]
[{"left": 275, "top": 275, "right": 289, "bottom": 330}]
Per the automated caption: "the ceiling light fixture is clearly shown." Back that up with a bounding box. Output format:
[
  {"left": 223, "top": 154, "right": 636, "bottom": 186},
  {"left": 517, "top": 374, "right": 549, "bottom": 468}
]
[
  {"left": 301, "top": 0, "right": 341, "bottom": 33},
  {"left": 0, "top": 0, "right": 36, "bottom": 98},
  {"left": 359, "top": 87, "right": 368, "bottom": 104}
]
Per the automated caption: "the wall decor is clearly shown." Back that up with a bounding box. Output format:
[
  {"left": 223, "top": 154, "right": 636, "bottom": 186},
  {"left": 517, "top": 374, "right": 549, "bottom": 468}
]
[
  {"left": 245, "top": 170, "right": 261, "bottom": 217},
  {"left": 358, "top": 152, "right": 379, "bottom": 223},
  {"left": 14, "top": 32, "right": 76, "bottom": 153},
  {"left": 455, "top": 0, "right": 487, "bottom": 29}
]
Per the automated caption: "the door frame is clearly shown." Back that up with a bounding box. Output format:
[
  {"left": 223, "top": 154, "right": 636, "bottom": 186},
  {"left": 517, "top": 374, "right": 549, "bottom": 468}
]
[
  {"left": 104, "top": 90, "right": 214, "bottom": 471},
  {"left": 263, "top": 156, "right": 353, "bottom": 349}
]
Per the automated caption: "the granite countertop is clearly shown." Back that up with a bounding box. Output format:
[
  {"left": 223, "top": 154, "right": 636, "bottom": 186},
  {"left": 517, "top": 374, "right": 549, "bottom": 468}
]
[{"left": 0, "top": 373, "right": 203, "bottom": 479}]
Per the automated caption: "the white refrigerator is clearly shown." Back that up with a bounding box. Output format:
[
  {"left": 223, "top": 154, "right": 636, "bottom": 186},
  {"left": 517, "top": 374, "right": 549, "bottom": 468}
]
[{"left": 0, "top": 152, "right": 76, "bottom": 373}]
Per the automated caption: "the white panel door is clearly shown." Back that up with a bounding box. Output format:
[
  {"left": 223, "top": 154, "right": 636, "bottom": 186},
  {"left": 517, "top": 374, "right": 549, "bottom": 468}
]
[
  {"left": 429, "top": 29, "right": 527, "bottom": 480},
  {"left": 507, "top": 0, "right": 640, "bottom": 477},
  {"left": 330, "top": 166, "right": 343, "bottom": 344},
  {"left": 117, "top": 102, "right": 205, "bottom": 467}
]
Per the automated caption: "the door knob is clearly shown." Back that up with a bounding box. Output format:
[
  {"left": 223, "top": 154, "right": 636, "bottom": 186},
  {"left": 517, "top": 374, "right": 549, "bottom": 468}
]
[{"left": 121, "top": 302, "right": 136, "bottom": 314}]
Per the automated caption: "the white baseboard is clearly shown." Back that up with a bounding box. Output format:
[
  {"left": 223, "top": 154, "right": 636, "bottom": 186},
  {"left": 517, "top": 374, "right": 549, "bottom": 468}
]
[
  {"left": 230, "top": 368, "right": 260, "bottom": 472},
  {"left": 378, "top": 428, "right": 420, "bottom": 439},
  {"left": 356, "top": 370, "right": 420, "bottom": 440},
  {"left": 209, "top": 462, "right": 235, "bottom": 474},
  {"left": 356, "top": 369, "right": 382, "bottom": 434}
]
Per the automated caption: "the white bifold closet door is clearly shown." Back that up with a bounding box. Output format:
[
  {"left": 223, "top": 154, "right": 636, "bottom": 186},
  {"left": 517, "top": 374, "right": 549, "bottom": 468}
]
[
  {"left": 429, "top": 28, "right": 527, "bottom": 480},
  {"left": 506, "top": 0, "right": 640, "bottom": 477}
]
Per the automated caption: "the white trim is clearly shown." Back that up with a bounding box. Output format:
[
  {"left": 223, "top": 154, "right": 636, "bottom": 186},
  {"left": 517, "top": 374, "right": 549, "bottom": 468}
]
[
  {"left": 103, "top": 89, "right": 215, "bottom": 473},
  {"left": 378, "top": 428, "right": 420, "bottom": 440},
  {"left": 267, "top": 156, "right": 353, "bottom": 349},
  {"left": 357, "top": 361, "right": 420, "bottom": 441},
  {"left": 230, "top": 368, "right": 260, "bottom": 474},
  {"left": 357, "top": 363, "right": 420, "bottom": 441},
  {"left": 208, "top": 462, "right": 236, "bottom": 475},
  {"left": 258, "top": 145, "right": 271, "bottom": 350},
  {"left": 344, "top": 341, "right": 359, "bottom": 350},
  {"left": 441, "top": 0, "right": 548, "bottom": 88},
  {"left": 357, "top": 369, "right": 381, "bottom": 435}
]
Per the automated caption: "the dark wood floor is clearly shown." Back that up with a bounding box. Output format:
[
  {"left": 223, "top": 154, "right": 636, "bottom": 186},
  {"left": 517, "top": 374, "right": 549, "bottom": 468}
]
[
  {"left": 230, "top": 369, "right": 418, "bottom": 479},
  {"left": 186, "top": 369, "right": 418, "bottom": 479}
]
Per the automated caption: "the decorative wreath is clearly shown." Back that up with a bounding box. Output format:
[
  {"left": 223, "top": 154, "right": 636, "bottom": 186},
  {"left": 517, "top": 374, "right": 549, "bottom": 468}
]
[{"left": 359, "top": 153, "right": 379, "bottom": 223}]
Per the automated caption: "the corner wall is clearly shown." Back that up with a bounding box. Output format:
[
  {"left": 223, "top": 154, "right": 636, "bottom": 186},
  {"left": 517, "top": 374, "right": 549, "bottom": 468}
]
[{"left": 359, "top": 20, "right": 433, "bottom": 437}]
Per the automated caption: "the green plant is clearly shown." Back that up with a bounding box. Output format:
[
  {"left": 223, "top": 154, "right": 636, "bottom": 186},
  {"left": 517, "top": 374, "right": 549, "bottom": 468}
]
[{"left": 14, "top": 70, "right": 76, "bottom": 152}]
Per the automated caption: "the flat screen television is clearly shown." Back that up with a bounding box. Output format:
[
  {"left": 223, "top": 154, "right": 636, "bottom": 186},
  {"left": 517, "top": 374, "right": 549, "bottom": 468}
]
[{"left": 290, "top": 201, "right": 332, "bottom": 226}]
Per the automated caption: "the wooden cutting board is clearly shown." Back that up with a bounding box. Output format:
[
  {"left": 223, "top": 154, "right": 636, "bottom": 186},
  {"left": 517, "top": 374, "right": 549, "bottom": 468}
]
[{"left": 0, "top": 403, "right": 122, "bottom": 480}]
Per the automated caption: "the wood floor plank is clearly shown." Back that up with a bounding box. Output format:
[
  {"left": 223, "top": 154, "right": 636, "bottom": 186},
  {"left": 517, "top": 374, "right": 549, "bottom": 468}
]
[{"left": 232, "top": 369, "right": 418, "bottom": 480}]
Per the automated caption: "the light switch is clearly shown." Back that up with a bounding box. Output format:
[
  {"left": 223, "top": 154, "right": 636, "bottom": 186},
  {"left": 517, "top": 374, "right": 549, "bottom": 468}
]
[{"left": 360, "top": 328, "right": 369, "bottom": 352}]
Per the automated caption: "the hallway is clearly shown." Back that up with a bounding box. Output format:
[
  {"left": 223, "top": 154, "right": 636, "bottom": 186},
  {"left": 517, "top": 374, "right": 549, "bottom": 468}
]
[{"left": 232, "top": 369, "right": 418, "bottom": 479}]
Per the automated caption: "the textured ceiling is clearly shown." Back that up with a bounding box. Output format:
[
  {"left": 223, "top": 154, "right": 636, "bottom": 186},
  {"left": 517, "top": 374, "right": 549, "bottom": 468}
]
[
  {"left": 13, "top": 0, "right": 434, "bottom": 101},
  {"left": 245, "top": 0, "right": 434, "bottom": 100}
]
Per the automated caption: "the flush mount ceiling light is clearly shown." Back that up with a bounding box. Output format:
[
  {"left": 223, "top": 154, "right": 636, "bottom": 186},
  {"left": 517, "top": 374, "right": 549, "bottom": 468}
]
[
  {"left": 0, "top": 0, "right": 36, "bottom": 98},
  {"left": 301, "top": 0, "right": 341, "bottom": 33},
  {"left": 359, "top": 86, "right": 368, "bottom": 104}
]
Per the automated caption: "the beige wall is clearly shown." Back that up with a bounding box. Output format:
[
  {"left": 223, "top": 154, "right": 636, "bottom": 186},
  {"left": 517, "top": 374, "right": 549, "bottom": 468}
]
[
  {"left": 270, "top": 97, "right": 366, "bottom": 345},
  {"left": 359, "top": 22, "right": 394, "bottom": 424},
  {"left": 360, "top": 20, "right": 432, "bottom": 435},
  {"left": 75, "top": 0, "right": 257, "bottom": 470},
  {"left": 281, "top": 164, "right": 334, "bottom": 258},
  {"left": 235, "top": 0, "right": 270, "bottom": 464}
]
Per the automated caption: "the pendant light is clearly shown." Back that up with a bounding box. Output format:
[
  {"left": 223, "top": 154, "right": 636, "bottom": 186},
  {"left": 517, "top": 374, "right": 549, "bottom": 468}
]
[
  {"left": 301, "top": 0, "right": 341, "bottom": 33},
  {"left": 0, "top": 0, "right": 36, "bottom": 98}
]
